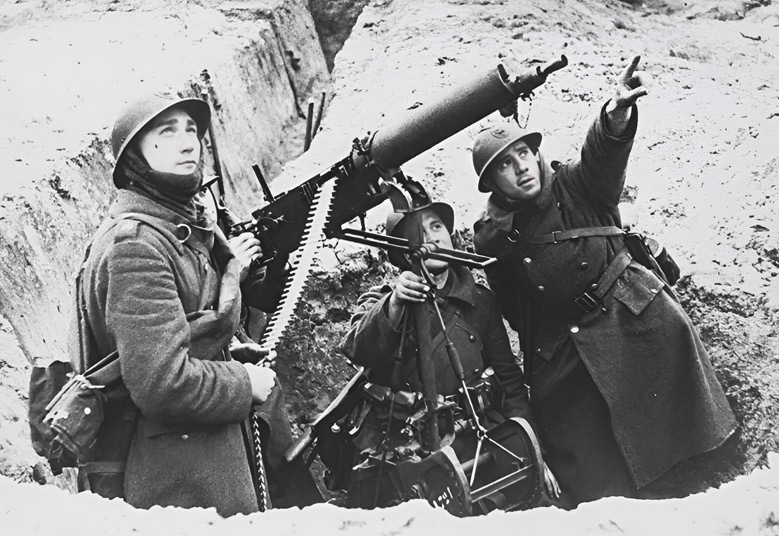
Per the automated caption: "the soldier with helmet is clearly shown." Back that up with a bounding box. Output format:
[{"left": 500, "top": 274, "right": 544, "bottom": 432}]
[
  {"left": 75, "top": 93, "right": 279, "bottom": 515},
  {"left": 471, "top": 56, "right": 737, "bottom": 506},
  {"left": 340, "top": 202, "right": 560, "bottom": 508}
]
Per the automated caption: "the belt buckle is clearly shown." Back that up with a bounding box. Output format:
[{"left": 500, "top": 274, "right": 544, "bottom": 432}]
[{"left": 574, "top": 291, "right": 599, "bottom": 314}]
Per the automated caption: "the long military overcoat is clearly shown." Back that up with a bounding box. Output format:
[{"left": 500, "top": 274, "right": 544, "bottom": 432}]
[
  {"left": 78, "top": 190, "right": 257, "bottom": 516},
  {"left": 473, "top": 103, "right": 736, "bottom": 501}
]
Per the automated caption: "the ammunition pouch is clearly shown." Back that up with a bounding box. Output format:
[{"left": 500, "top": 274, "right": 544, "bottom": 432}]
[
  {"left": 43, "top": 374, "right": 107, "bottom": 463},
  {"left": 29, "top": 350, "right": 137, "bottom": 499}
]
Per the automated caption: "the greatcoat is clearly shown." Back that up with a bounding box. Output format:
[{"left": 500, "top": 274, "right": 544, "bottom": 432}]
[
  {"left": 473, "top": 103, "right": 736, "bottom": 504},
  {"left": 77, "top": 189, "right": 257, "bottom": 516}
]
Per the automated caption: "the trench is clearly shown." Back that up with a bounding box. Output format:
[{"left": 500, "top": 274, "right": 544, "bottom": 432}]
[
  {"left": 0, "top": 0, "right": 366, "bottom": 485},
  {"left": 2, "top": 0, "right": 778, "bottom": 516}
]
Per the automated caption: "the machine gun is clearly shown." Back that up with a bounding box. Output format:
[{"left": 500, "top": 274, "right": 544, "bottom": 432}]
[
  {"left": 238, "top": 56, "right": 569, "bottom": 259},
  {"left": 236, "top": 55, "right": 567, "bottom": 514},
  {"left": 235, "top": 54, "right": 567, "bottom": 352}
]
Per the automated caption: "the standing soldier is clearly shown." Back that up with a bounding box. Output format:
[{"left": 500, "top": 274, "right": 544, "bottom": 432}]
[
  {"left": 76, "top": 93, "right": 277, "bottom": 516},
  {"left": 471, "top": 56, "right": 737, "bottom": 506}
]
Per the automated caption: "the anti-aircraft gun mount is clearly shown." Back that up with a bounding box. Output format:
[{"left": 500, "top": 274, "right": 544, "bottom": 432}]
[{"left": 234, "top": 55, "right": 568, "bottom": 516}]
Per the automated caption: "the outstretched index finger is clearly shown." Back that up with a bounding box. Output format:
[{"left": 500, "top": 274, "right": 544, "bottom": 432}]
[{"left": 620, "top": 55, "right": 641, "bottom": 85}]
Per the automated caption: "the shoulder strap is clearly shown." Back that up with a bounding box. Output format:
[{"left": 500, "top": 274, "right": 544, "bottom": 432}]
[
  {"left": 115, "top": 212, "right": 186, "bottom": 255},
  {"left": 73, "top": 213, "right": 172, "bottom": 378},
  {"left": 526, "top": 226, "right": 624, "bottom": 245}
]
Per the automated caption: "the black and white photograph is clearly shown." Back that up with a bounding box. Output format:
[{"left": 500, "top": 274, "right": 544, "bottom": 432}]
[{"left": 1, "top": 0, "right": 778, "bottom": 534}]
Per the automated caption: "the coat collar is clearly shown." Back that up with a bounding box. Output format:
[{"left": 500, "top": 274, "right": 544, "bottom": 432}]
[
  {"left": 437, "top": 264, "right": 478, "bottom": 308},
  {"left": 109, "top": 189, "right": 222, "bottom": 259}
]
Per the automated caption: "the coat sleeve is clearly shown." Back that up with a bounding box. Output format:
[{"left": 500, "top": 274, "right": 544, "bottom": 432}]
[
  {"left": 340, "top": 286, "right": 404, "bottom": 369},
  {"left": 473, "top": 214, "right": 523, "bottom": 334},
  {"left": 104, "top": 238, "right": 253, "bottom": 425},
  {"left": 480, "top": 293, "right": 533, "bottom": 423},
  {"left": 565, "top": 101, "right": 638, "bottom": 210}
]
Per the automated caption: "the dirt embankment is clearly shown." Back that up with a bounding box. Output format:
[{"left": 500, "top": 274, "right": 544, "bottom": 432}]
[{"left": 0, "top": 0, "right": 331, "bottom": 483}]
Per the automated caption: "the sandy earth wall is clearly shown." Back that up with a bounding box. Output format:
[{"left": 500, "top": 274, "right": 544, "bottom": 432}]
[{"left": 0, "top": 0, "right": 329, "bottom": 481}]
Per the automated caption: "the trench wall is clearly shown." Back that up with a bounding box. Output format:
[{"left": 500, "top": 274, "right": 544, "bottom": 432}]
[{"left": 0, "top": 0, "right": 329, "bottom": 479}]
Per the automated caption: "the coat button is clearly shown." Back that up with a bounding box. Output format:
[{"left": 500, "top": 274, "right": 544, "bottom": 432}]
[
  {"left": 590, "top": 283, "right": 598, "bottom": 291},
  {"left": 569, "top": 325, "right": 579, "bottom": 334},
  {"left": 469, "top": 335, "right": 476, "bottom": 342},
  {"left": 537, "top": 285, "right": 545, "bottom": 292},
  {"left": 579, "top": 261, "right": 589, "bottom": 271},
  {"left": 523, "top": 257, "right": 532, "bottom": 265},
  {"left": 650, "top": 288, "right": 658, "bottom": 294}
]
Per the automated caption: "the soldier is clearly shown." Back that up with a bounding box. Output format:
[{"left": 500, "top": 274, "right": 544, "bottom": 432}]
[
  {"left": 471, "top": 56, "right": 737, "bottom": 506},
  {"left": 340, "top": 202, "right": 559, "bottom": 509},
  {"left": 76, "top": 93, "right": 278, "bottom": 516}
]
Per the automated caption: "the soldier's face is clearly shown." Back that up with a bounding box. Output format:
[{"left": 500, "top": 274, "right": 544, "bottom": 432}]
[
  {"left": 489, "top": 140, "right": 541, "bottom": 201},
  {"left": 137, "top": 108, "right": 201, "bottom": 175},
  {"left": 406, "top": 209, "right": 453, "bottom": 274}
]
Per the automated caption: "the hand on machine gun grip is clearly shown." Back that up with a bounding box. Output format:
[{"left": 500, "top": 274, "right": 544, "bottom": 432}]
[{"left": 229, "top": 232, "right": 264, "bottom": 282}]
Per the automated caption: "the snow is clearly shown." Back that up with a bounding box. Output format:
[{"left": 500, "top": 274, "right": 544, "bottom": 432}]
[{"left": 1, "top": 454, "right": 777, "bottom": 535}]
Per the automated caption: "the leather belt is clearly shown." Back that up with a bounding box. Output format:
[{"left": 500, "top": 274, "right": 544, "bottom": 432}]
[
  {"left": 528, "top": 226, "right": 624, "bottom": 244},
  {"left": 574, "top": 247, "right": 633, "bottom": 314}
]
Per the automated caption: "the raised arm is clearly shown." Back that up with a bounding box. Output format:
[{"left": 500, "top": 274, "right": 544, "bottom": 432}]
[{"left": 567, "top": 55, "right": 650, "bottom": 209}]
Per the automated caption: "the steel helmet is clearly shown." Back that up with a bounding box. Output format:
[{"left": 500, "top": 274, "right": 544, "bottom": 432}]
[
  {"left": 110, "top": 92, "right": 211, "bottom": 186},
  {"left": 472, "top": 123, "right": 542, "bottom": 193},
  {"left": 385, "top": 202, "right": 455, "bottom": 269}
]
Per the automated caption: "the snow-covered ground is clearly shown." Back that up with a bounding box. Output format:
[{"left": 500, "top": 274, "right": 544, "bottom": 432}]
[{"left": 1, "top": 454, "right": 777, "bottom": 535}]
